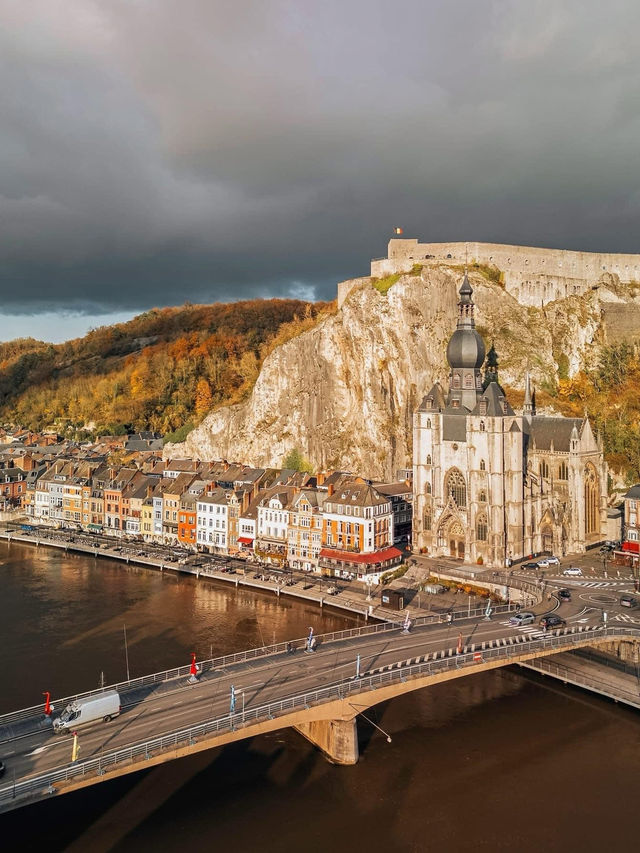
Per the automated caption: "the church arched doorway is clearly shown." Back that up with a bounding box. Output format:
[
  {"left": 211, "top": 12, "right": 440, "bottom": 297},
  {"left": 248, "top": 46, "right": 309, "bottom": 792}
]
[
  {"left": 447, "top": 520, "right": 465, "bottom": 559},
  {"left": 541, "top": 525, "right": 553, "bottom": 553}
]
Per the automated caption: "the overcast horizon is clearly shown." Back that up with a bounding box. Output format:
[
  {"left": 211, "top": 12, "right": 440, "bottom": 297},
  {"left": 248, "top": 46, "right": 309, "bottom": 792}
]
[{"left": 2, "top": 0, "right": 640, "bottom": 342}]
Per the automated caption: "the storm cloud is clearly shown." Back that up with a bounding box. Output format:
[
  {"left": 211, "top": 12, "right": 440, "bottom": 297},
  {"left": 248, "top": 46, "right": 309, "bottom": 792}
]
[{"left": 2, "top": 0, "right": 640, "bottom": 327}]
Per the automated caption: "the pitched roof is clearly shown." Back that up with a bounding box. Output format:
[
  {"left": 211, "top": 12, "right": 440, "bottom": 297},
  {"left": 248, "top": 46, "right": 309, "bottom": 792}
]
[
  {"left": 528, "top": 416, "right": 584, "bottom": 451},
  {"left": 471, "top": 381, "right": 515, "bottom": 417},
  {"left": 418, "top": 382, "right": 446, "bottom": 412},
  {"left": 624, "top": 485, "right": 640, "bottom": 499}
]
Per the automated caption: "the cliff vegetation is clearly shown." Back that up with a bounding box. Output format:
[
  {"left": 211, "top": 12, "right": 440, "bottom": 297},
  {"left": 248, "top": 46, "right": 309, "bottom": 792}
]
[{"left": 0, "top": 299, "right": 332, "bottom": 438}]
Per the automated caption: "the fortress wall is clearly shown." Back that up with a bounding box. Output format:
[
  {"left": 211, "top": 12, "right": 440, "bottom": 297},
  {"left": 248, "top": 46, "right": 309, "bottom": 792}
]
[{"left": 371, "top": 240, "right": 640, "bottom": 307}]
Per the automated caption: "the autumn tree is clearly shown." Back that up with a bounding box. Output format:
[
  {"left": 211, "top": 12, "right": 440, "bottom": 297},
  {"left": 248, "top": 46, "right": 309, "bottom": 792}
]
[{"left": 195, "top": 378, "right": 213, "bottom": 415}]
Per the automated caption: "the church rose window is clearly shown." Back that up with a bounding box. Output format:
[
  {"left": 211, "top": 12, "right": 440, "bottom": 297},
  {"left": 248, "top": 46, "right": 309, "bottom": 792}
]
[
  {"left": 446, "top": 468, "right": 467, "bottom": 508},
  {"left": 476, "top": 514, "right": 488, "bottom": 541}
]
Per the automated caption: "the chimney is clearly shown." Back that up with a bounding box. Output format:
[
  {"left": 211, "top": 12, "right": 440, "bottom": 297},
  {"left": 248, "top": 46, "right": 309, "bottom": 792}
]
[{"left": 328, "top": 484, "right": 334, "bottom": 497}]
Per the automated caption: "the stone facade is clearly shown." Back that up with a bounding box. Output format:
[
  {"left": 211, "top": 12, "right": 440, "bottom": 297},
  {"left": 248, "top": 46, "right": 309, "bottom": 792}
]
[
  {"left": 413, "top": 273, "right": 608, "bottom": 567},
  {"left": 367, "top": 238, "right": 640, "bottom": 308}
]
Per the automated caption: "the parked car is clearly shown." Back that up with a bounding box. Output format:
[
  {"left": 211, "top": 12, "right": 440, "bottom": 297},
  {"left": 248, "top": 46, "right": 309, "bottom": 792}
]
[
  {"left": 562, "top": 567, "right": 582, "bottom": 576},
  {"left": 620, "top": 594, "right": 638, "bottom": 608},
  {"left": 536, "top": 558, "right": 550, "bottom": 568},
  {"left": 522, "top": 562, "right": 539, "bottom": 570},
  {"left": 508, "top": 611, "right": 535, "bottom": 626},
  {"left": 539, "top": 614, "right": 566, "bottom": 629},
  {"left": 557, "top": 588, "right": 572, "bottom": 601},
  {"left": 546, "top": 556, "right": 560, "bottom": 566}
]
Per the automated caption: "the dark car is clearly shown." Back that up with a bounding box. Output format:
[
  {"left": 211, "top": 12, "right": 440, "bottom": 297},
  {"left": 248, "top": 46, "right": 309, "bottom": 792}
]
[
  {"left": 539, "top": 614, "right": 566, "bottom": 629},
  {"left": 0, "top": 759, "right": 5, "bottom": 778},
  {"left": 558, "top": 588, "right": 571, "bottom": 601},
  {"left": 620, "top": 594, "right": 638, "bottom": 608},
  {"left": 522, "top": 562, "right": 539, "bottom": 570}
]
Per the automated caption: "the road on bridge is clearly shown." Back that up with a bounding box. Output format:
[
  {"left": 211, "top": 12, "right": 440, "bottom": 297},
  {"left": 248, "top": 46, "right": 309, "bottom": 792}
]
[{"left": 2, "top": 579, "right": 636, "bottom": 800}]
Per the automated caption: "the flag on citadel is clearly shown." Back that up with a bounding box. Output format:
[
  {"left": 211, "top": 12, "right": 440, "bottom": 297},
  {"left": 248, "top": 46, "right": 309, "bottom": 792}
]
[{"left": 394, "top": 226, "right": 403, "bottom": 235}]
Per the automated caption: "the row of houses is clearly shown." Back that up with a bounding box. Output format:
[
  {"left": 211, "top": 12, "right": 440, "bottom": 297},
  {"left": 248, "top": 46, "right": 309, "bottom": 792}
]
[{"left": 13, "top": 445, "right": 411, "bottom": 583}]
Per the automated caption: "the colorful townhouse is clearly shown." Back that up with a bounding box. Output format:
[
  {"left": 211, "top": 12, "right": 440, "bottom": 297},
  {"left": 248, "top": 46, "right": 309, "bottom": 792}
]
[
  {"left": 319, "top": 482, "right": 402, "bottom": 582},
  {"left": 255, "top": 486, "right": 297, "bottom": 566},
  {"left": 287, "top": 489, "right": 324, "bottom": 572}
]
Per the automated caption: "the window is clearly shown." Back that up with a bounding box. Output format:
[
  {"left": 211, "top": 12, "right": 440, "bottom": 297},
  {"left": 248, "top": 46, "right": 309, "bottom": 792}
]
[
  {"left": 479, "top": 459, "right": 486, "bottom": 471},
  {"left": 540, "top": 460, "right": 549, "bottom": 479},
  {"left": 464, "top": 373, "right": 473, "bottom": 388},
  {"left": 558, "top": 461, "right": 568, "bottom": 480},
  {"left": 426, "top": 482, "right": 432, "bottom": 495},
  {"left": 426, "top": 454, "right": 432, "bottom": 465},
  {"left": 476, "top": 514, "right": 488, "bottom": 541},
  {"left": 479, "top": 421, "right": 485, "bottom": 431},
  {"left": 478, "top": 490, "right": 487, "bottom": 503},
  {"left": 445, "top": 468, "right": 467, "bottom": 508},
  {"left": 426, "top": 419, "right": 431, "bottom": 428},
  {"left": 453, "top": 373, "right": 461, "bottom": 389},
  {"left": 424, "top": 510, "right": 432, "bottom": 531}
]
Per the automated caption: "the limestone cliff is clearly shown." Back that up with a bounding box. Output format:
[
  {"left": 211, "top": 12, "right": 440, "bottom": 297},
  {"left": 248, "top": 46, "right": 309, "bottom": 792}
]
[{"left": 165, "top": 263, "right": 636, "bottom": 479}]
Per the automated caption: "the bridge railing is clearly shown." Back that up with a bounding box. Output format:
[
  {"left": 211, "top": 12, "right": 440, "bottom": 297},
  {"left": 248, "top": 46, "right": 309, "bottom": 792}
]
[
  {"left": 0, "top": 600, "right": 524, "bottom": 728},
  {"left": 2, "top": 623, "right": 637, "bottom": 810}
]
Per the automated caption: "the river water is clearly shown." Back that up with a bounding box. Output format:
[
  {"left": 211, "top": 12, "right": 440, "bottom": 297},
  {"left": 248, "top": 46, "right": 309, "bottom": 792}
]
[{"left": 1, "top": 542, "right": 639, "bottom": 852}]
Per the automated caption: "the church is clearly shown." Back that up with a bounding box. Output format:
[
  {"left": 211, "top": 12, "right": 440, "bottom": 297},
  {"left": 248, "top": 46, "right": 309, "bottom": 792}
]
[{"left": 412, "top": 272, "right": 607, "bottom": 568}]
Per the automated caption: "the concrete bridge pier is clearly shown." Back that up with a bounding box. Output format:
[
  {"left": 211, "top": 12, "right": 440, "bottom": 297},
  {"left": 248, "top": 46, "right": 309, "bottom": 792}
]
[{"left": 294, "top": 717, "right": 359, "bottom": 765}]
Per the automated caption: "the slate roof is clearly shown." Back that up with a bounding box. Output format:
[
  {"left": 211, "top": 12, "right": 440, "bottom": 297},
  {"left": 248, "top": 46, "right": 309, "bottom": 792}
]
[
  {"left": 418, "top": 382, "right": 446, "bottom": 412},
  {"left": 528, "top": 416, "right": 583, "bottom": 451},
  {"left": 624, "top": 485, "right": 640, "bottom": 500},
  {"left": 471, "top": 381, "right": 515, "bottom": 417}
]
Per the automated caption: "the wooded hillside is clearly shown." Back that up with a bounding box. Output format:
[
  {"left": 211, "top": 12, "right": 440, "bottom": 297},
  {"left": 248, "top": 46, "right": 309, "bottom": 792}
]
[{"left": 0, "top": 299, "right": 334, "bottom": 440}]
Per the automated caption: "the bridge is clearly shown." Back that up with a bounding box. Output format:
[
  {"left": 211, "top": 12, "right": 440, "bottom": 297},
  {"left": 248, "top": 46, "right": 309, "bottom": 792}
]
[{"left": 1, "top": 588, "right": 639, "bottom": 815}]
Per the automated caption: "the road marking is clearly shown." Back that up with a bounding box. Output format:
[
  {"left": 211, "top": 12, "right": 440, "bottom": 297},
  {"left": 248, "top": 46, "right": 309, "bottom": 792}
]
[{"left": 27, "top": 745, "right": 50, "bottom": 756}]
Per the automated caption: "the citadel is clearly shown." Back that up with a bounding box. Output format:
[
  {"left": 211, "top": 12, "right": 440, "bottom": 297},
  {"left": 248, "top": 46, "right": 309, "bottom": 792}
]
[{"left": 412, "top": 268, "right": 607, "bottom": 568}]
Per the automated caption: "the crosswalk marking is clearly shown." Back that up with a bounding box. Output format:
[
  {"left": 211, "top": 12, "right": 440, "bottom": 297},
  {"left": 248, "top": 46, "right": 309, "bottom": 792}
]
[{"left": 613, "top": 613, "right": 640, "bottom": 624}]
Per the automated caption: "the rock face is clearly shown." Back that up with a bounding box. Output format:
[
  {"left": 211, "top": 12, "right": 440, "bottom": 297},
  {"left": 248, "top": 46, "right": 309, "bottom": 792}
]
[{"left": 165, "top": 263, "right": 636, "bottom": 479}]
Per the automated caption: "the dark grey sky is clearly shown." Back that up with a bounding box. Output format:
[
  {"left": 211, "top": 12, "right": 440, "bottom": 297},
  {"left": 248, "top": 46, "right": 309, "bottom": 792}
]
[{"left": 2, "top": 0, "right": 639, "bottom": 339}]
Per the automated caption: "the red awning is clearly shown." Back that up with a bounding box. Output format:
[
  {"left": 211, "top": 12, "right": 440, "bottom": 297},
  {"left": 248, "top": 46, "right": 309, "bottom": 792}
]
[
  {"left": 622, "top": 541, "right": 640, "bottom": 553},
  {"left": 238, "top": 537, "right": 254, "bottom": 545},
  {"left": 319, "top": 546, "right": 402, "bottom": 564}
]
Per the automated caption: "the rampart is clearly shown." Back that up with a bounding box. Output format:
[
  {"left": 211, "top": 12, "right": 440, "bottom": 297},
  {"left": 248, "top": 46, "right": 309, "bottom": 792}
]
[{"left": 360, "top": 239, "right": 640, "bottom": 308}]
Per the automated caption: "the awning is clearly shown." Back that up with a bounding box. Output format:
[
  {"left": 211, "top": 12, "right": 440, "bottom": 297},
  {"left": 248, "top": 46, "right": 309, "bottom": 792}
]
[
  {"left": 318, "top": 546, "right": 402, "bottom": 564},
  {"left": 238, "top": 537, "right": 254, "bottom": 545},
  {"left": 87, "top": 524, "right": 103, "bottom": 530},
  {"left": 622, "top": 541, "right": 640, "bottom": 553}
]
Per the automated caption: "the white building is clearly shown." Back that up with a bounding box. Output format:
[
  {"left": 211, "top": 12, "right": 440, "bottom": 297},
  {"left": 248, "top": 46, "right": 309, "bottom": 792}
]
[{"left": 413, "top": 273, "right": 608, "bottom": 567}]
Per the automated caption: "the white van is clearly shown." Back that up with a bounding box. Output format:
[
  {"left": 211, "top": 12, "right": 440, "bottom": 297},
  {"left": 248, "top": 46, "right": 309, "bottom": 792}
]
[{"left": 53, "top": 690, "right": 121, "bottom": 733}]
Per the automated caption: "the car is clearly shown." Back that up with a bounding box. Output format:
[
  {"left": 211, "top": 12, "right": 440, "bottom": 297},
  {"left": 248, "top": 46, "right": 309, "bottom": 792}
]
[
  {"left": 539, "top": 614, "right": 566, "bottom": 629},
  {"left": 557, "top": 588, "right": 572, "bottom": 601},
  {"left": 508, "top": 611, "right": 535, "bottom": 626},
  {"left": 522, "top": 562, "right": 539, "bottom": 570},
  {"left": 536, "top": 558, "right": 550, "bottom": 568},
  {"left": 620, "top": 594, "right": 638, "bottom": 608},
  {"left": 562, "top": 567, "right": 582, "bottom": 576},
  {"left": 546, "top": 556, "right": 560, "bottom": 566},
  {"left": 0, "top": 759, "right": 4, "bottom": 778}
]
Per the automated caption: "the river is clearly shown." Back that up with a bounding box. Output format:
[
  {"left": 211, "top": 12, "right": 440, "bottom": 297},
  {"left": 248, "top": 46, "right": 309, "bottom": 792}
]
[{"left": 1, "top": 542, "right": 639, "bottom": 852}]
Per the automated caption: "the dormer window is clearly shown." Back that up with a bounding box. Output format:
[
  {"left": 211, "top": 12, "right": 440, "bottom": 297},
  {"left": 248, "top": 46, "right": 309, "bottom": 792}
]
[
  {"left": 427, "top": 397, "right": 433, "bottom": 410},
  {"left": 479, "top": 401, "right": 487, "bottom": 416},
  {"left": 453, "top": 373, "right": 461, "bottom": 389}
]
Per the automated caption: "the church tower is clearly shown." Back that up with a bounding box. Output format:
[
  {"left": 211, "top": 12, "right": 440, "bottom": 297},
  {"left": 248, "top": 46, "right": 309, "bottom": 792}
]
[{"left": 446, "top": 273, "right": 486, "bottom": 411}]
